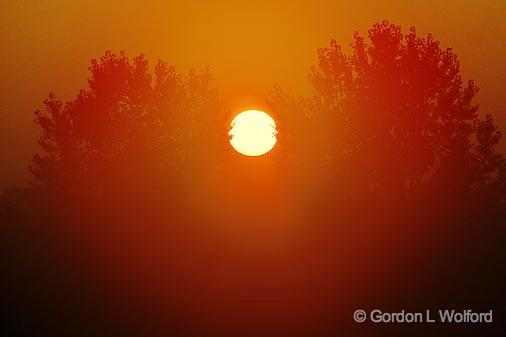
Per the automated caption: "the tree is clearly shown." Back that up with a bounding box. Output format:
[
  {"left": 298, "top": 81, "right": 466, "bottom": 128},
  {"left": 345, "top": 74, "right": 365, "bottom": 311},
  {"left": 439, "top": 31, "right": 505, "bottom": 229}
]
[
  {"left": 268, "top": 22, "right": 506, "bottom": 331},
  {"left": 2, "top": 52, "right": 228, "bottom": 337},
  {"left": 269, "top": 21, "right": 506, "bottom": 212},
  {"left": 30, "top": 51, "right": 224, "bottom": 202}
]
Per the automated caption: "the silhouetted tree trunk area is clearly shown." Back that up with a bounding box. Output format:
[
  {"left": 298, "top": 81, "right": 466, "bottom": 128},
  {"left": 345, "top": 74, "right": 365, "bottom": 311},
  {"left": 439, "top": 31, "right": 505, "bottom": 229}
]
[{"left": 2, "top": 21, "right": 505, "bottom": 337}]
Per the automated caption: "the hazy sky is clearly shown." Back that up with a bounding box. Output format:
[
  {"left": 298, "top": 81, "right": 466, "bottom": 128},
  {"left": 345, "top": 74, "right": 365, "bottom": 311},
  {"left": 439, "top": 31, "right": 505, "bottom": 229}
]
[{"left": 1, "top": 0, "right": 505, "bottom": 189}]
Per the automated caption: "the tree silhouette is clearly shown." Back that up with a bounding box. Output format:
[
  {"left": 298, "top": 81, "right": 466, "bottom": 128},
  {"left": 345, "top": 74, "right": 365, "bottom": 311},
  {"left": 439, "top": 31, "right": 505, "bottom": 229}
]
[
  {"left": 3, "top": 51, "right": 228, "bottom": 337},
  {"left": 31, "top": 51, "right": 224, "bottom": 202},
  {"left": 270, "top": 20, "right": 506, "bottom": 211},
  {"left": 269, "top": 21, "right": 506, "bottom": 336}
]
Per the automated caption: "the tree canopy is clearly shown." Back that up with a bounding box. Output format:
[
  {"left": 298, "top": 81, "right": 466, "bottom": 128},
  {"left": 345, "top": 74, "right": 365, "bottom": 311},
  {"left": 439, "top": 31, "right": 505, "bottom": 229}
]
[
  {"left": 31, "top": 51, "right": 225, "bottom": 200},
  {"left": 269, "top": 21, "right": 505, "bottom": 213}
]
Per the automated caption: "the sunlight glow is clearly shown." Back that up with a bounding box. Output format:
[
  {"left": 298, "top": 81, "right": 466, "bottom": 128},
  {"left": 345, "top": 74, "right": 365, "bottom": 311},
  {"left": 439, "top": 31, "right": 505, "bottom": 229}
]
[{"left": 229, "top": 110, "right": 277, "bottom": 156}]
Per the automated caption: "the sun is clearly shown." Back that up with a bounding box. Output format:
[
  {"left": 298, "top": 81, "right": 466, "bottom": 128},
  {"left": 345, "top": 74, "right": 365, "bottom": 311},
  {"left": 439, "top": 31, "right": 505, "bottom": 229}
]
[{"left": 229, "top": 110, "right": 277, "bottom": 156}]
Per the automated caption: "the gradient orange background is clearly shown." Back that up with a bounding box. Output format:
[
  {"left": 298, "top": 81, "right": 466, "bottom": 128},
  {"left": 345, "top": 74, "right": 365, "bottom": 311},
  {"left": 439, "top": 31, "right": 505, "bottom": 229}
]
[{"left": 1, "top": 0, "right": 505, "bottom": 189}]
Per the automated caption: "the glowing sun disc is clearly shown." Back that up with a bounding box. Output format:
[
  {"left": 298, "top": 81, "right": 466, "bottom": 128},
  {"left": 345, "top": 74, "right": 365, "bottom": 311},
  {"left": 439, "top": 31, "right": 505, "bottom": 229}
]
[{"left": 229, "top": 110, "right": 277, "bottom": 156}]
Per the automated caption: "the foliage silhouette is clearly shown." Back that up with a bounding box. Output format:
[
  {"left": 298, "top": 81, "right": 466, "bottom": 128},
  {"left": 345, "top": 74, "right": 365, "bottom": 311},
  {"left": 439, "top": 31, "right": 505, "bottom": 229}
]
[
  {"left": 270, "top": 21, "right": 505, "bottom": 211},
  {"left": 4, "top": 52, "right": 227, "bottom": 337},
  {"left": 31, "top": 51, "right": 224, "bottom": 204},
  {"left": 268, "top": 21, "right": 506, "bottom": 336}
]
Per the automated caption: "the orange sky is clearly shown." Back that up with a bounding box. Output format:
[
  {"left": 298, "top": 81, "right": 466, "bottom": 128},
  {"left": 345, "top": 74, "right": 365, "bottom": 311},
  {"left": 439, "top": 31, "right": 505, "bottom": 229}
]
[{"left": 1, "top": 0, "right": 505, "bottom": 189}]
